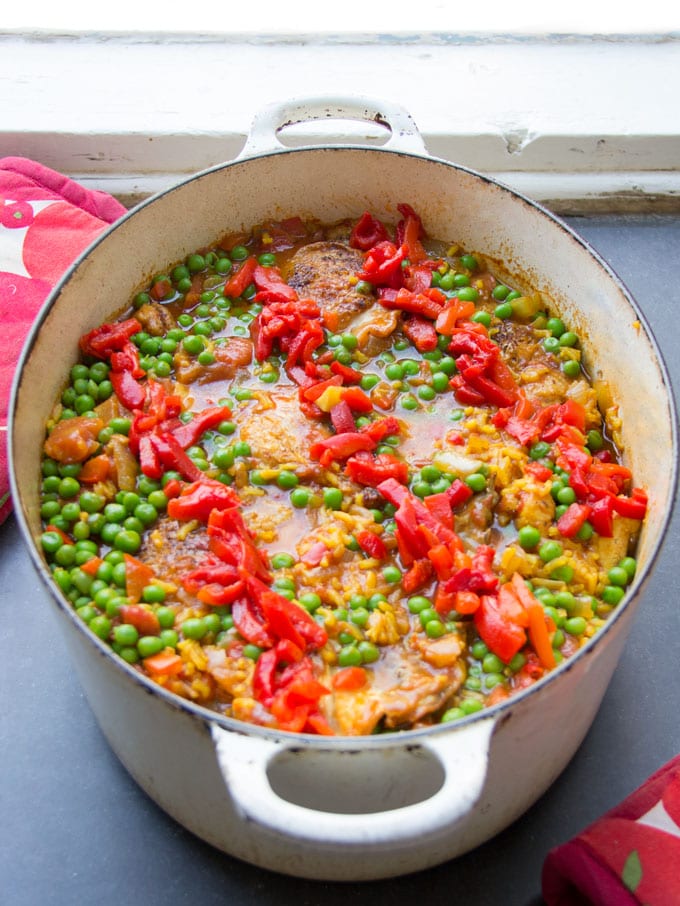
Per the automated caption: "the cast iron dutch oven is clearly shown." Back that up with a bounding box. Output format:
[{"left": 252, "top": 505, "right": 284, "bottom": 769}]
[{"left": 9, "top": 97, "right": 677, "bottom": 881}]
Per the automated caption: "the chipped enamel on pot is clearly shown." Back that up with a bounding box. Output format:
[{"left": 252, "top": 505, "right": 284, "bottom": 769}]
[{"left": 9, "top": 97, "right": 677, "bottom": 881}]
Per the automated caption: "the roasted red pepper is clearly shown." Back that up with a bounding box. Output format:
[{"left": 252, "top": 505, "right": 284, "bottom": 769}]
[
  {"left": 355, "top": 530, "right": 388, "bottom": 560},
  {"left": 358, "top": 241, "right": 407, "bottom": 288},
  {"left": 171, "top": 405, "right": 232, "bottom": 449},
  {"left": 167, "top": 478, "right": 241, "bottom": 523},
  {"left": 349, "top": 211, "right": 390, "bottom": 251},
  {"left": 345, "top": 451, "right": 409, "bottom": 487},
  {"left": 474, "top": 594, "right": 527, "bottom": 663},
  {"left": 223, "top": 256, "right": 258, "bottom": 298},
  {"left": 79, "top": 318, "right": 141, "bottom": 358},
  {"left": 402, "top": 315, "right": 438, "bottom": 352}
]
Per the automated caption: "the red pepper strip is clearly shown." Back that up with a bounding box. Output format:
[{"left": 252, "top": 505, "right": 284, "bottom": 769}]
[
  {"left": 208, "top": 511, "right": 271, "bottom": 583},
  {"left": 170, "top": 405, "right": 232, "bottom": 449},
  {"left": 332, "top": 666, "right": 368, "bottom": 691},
  {"left": 253, "top": 264, "right": 298, "bottom": 304},
  {"left": 285, "top": 321, "right": 325, "bottom": 372},
  {"left": 231, "top": 598, "right": 275, "bottom": 649},
  {"left": 360, "top": 416, "right": 402, "bottom": 443},
  {"left": 446, "top": 478, "right": 474, "bottom": 509},
  {"left": 303, "top": 375, "right": 343, "bottom": 403},
  {"left": 259, "top": 590, "right": 328, "bottom": 651},
  {"left": 341, "top": 387, "right": 374, "bottom": 413},
  {"left": 253, "top": 642, "right": 304, "bottom": 707},
  {"left": 423, "top": 491, "right": 455, "bottom": 530},
  {"left": 403, "top": 262, "right": 438, "bottom": 294},
  {"left": 510, "top": 573, "right": 556, "bottom": 669},
  {"left": 167, "top": 478, "right": 240, "bottom": 522},
  {"left": 309, "top": 432, "right": 376, "bottom": 464},
  {"left": 588, "top": 496, "right": 615, "bottom": 537},
  {"left": 355, "top": 530, "right": 387, "bottom": 560},
  {"left": 110, "top": 368, "right": 146, "bottom": 411},
  {"left": 474, "top": 595, "right": 527, "bottom": 664},
  {"left": 45, "top": 524, "right": 74, "bottom": 544},
  {"left": 79, "top": 555, "right": 104, "bottom": 576},
  {"left": 427, "top": 543, "right": 454, "bottom": 581},
  {"left": 402, "top": 558, "right": 433, "bottom": 593},
  {"left": 557, "top": 502, "right": 593, "bottom": 538},
  {"left": 378, "top": 287, "right": 444, "bottom": 320},
  {"left": 137, "top": 434, "right": 162, "bottom": 479},
  {"left": 525, "top": 461, "right": 554, "bottom": 483},
  {"left": 120, "top": 604, "right": 161, "bottom": 637},
  {"left": 223, "top": 256, "right": 258, "bottom": 298},
  {"left": 396, "top": 203, "right": 427, "bottom": 264},
  {"left": 402, "top": 315, "right": 438, "bottom": 352},
  {"left": 612, "top": 487, "right": 648, "bottom": 519},
  {"left": 149, "top": 433, "right": 204, "bottom": 482},
  {"left": 123, "top": 553, "right": 155, "bottom": 604},
  {"left": 455, "top": 356, "right": 519, "bottom": 408},
  {"left": 349, "top": 211, "right": 390, "bottom": 250},
  {"left": 330, "top": 361, "right": 362, "bottom": 383},
  {"left": 110, "top": 340, "right": 145, "bottom": 379},
  {"left": 450, "top": 375, "right": 487, "bottom": 407},
  {"left": 377, "top": 478, "right": 458, "bottom": 548},
  {"left": 358, "top": 241, "right": 406, "bottom": 288},
  {"left": 197, "top": 582, "right": 245, "bottom": 606},
  {"left": 330, "top": 400, "right": 356, "bottom": 434},
  {"left": 435, "top": 299, "right": 477, "bottom": 335},
  {"left": 453, "top": 590, "right": 481, "bottom": 615},
  {"left": 79, "top": 318, "right": 141, "bottom": 358},
  {"left": 345, "top": 451, "right": 409, "bottom": 487}
]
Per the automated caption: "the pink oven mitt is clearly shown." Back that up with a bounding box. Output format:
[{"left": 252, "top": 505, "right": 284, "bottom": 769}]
[
  {"left": 0, "top": 157, "right": 127, "bottom": 524},
  {"left": 542, "top": 753, "right": 680, "bottom": 906}
]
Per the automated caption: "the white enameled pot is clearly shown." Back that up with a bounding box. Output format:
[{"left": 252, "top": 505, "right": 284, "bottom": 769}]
[{"left": 9, "top": 97, "right": 677, "bottom": 881}]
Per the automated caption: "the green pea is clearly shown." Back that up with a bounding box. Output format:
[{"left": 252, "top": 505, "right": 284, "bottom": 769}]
[
  {"left": 556, "top": 486, "right": 576, "bottom": 505},
  {"left": 271, "top": 552, "right": 295, "bottom": 570},
  {"left": 607, "top": 566, "right": 629, "bottom": 587},
  {"left": 562, "top": 360, "right": 581, "bottom": 378},
  {"left": 338, "top": 645, "right": 362, "bottom": 667},
  {"left": 465, "top": 473, "right": 486, "bottom": 493},
  {"left": 137, "top": 636, "right": 165, "bottom": 658},
  {"left": 539, "top": 541, "right": 563, "bottom": 563},
  {"left": 113, "top": 530, "right": 141, "bottom": 554},
  {"left": 276, "top": 470, "right": 299, "bottom": 490},
  {"left": 431, "top": 371, "right": 451, "bottom": 393},
  {"left": 564, "top": 616, "right": 587, "bottom": 636},
  {"left": 147, "top": 490, "right": 168, "bottom": 511},
  {"left": 357, "top": 641, "right": 380, "bottom": 664},
  {"left": 290, "top": 487, "right": 311, "bottom": 508},
  {"left": 518, "top": 525, "right": 541, "bottom": 550},
  {"left": 323, "top": 487, "right": 343, "bottom": 510},
  {"left": 494, "top": 302, "right": 513, "bottom": 320},
  {"left": 134, "top": 503, "right": 158, "bottom": 526},
  {"left": 550, "top": 564, "right": 574, "bottom": 583},
  {"left": 113, "top": 623, "right": 139, "bottom": 646},
  {"left": 559, "top": 331, "right": 578, "bottom": 348},
  {"left": 142, "top": 584, "right": 166, "bottom": 604},
  {"left": 385, "top": 362, "right": 404, "bottom": 381},
  {"left": 482, "top": 653, "right": 505, "bottom": 674},
  {"left": 400, "top": 394, "right": 419, "bottom": 411},
  {"left": 619, "top": 557, "right": 637, "bottom": 580},
  {"left": 471, "top": 639, "right": 489, "bottom": 659},
  {"left": 299, "top": 593, "right": 322, "bottom": 613},
  {"left": 180, "top": 618, "right": 207, "bottom": 641},
  {"left": 576, "top": 521, "right": 594, "bottom": 542},
  {"left": 441, "top": 707, "right": 466, "bottom": 723},
  {"left": 58, "top": 477, "right": 81, "bottom": 499},
  {"left": 360, "top": 374, "right": 380, "bottom": 391},
  {"left": 418, "top": 385, "right": 436, "bottom": 402},
  {"left": 602, "top": 585, "right": 625, "bottom": 606},
  {"left": 425, "top": 620, "right": 446, "bottom": 639},
  {"left": 456, "top": 286, "right": 479, "bottom": 302},
  {"left": 543, "top": 336, "right": 561, "bottom": 353},
  {"left": 41, "top": 531, "right": 63, "bottom": 554},
  {"left": 382, "top": 565, "right": 401, "bottom": 585},
  {"left": 471, "top": 310, "right": 491, "bottom": 327},
  {"left": 586, "top": 430, "right": 604, "bottom": 452},
  {"left": 232, "top": 440, "right": 251, "bottom": 457},
  {"left": 460, "top": 254, "right": 478, "bottom": 271}
]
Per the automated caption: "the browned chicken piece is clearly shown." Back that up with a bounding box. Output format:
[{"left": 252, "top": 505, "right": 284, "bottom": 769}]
[
  {"left": 455, "top": 489, "right": 500, "bottom": 547},
  {"left": 327, "top": 639, "right": 466, "bottom": 735},
  {"left": 285, "top": 241, "right": 371, "bottom": 330},
  {"left": 238, "top": 391, "right": 324, "bottom": 479},
  {"left": 497, "top": 477, "right": 556, "bottom": 532},
  {"left": 174, "top": 337, "right": 253, "bottom": 385},
  {"left": 495, "top": 320, "right": 573, "bottom": 407},
  {"left": 140, "top": 515, "right": 210, "bottom": 588},
  {"left": 592, "top": 516, "right": 641, "bottom": 571},
  {"left": 134, "top": 302, "right": 178, "bottom": 336}
]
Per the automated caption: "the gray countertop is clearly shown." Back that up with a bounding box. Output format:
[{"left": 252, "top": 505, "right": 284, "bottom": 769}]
[{"left": 2, "top": 215, "right": 680, "bottom": 906}]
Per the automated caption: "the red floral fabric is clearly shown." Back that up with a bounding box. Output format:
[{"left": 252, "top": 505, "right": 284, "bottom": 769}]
[
  {"left": 543, "top": 754, "right": 680, "bottom": 905},
  {"left": 0, "top": 157, "right": 127, "bottom": 524}
]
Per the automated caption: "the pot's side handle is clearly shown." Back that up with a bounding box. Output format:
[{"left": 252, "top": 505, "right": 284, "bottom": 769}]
[
  {"left": 239, "top": 95, "right": 428, "bottom": 159},
  {"left": 211, "top": 719, "right": 494, "bottom": 848}
]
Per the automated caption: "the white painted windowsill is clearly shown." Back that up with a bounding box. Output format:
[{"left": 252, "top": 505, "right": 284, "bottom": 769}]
[{"left": 2, "top": 32, "right": 679, "bottom": 213}]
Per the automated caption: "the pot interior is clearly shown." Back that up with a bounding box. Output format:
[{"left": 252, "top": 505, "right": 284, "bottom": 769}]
[{"left": 12, "top": 145, "right": 676, "bottom": 631}]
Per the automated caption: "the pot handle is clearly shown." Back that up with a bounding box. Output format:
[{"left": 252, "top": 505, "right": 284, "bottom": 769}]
[
  {"left": 211, "top": 717, "right": 495, "bottom": 847},
  {"left": 240, "top": 95, "right": 428, "bottom": 159}
]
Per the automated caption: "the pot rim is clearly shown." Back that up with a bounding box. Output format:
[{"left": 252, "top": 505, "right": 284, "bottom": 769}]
[{"left": 9, "top": 142, "right": 679, "bottom": 749}]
